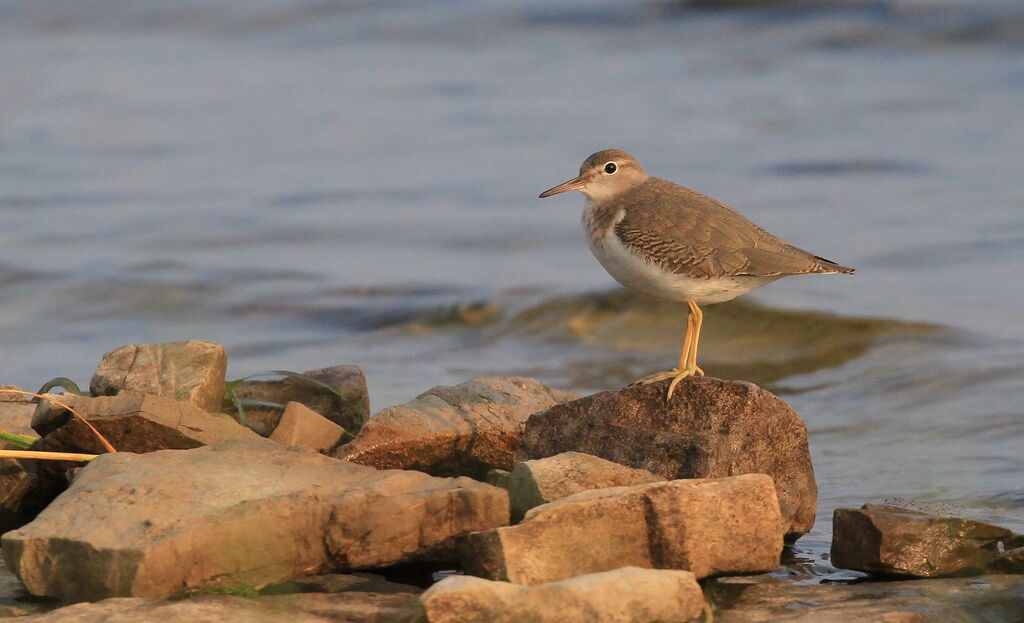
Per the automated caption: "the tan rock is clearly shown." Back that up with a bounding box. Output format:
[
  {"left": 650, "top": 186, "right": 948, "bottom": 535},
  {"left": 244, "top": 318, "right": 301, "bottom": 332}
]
[
  {"left": 460, "top": 473, "right": 783, "bottom": 585},
  {"left": 518, "top": 376, "right": 816, "bottom": 539},
  {"left": 90, "top": 340, "right": 227, "bottom": 413},
  {"left": 268, "top": 401, "right": 345, "bottom": 452},
  {"left": 1, "top": 393, "right": 38, "bottom": 531},
  {"left": 13, "top": 592, "right": 423, "bottom": 622},
  {"left": 712, "top": 574, "right": 1024, "bottom": 623},
  {"left": 831, "top": 504, "right": 1024, "bottom": 578},
  {"left": 231, "top": 365, "right": 369, "bottom": 436},
  {"left": 422, "top": 566, "right": 705, "bottom": 623},
  {"left": 503, "top": 452, "right": 662, "bottom": 522},
  {"left": 336, "top": 377, "right": 580, "bottom": 479},
  {"left": 2, "top": 438, "right": 508, "bottom": 602}
]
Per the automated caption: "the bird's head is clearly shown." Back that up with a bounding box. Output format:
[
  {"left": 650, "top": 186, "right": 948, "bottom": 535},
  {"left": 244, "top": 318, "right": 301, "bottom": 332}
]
[{"left": 539, "top": 149, "right": 649, "bottom": 202}]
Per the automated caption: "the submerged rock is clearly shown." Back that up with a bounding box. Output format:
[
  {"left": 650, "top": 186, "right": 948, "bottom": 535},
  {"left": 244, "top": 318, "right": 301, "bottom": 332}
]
[
  {"left": 2, "top": 438, "right": 508, "bottom": 602},
  {"left": 501, "top": 452, "right": 662, "bottom": 522},
  {"left": 460, "top": 473, "right": 783, "bottom": 585},
  {"left": 90, "top": 340, "right": 227, "bottom": 413},
  {"left": 712, "top": 574, "right": 1024, "bottom": 623},
  {"left": 231, "top": 365, "right": 369, "bottom": 436},
  {"left": 336, "top": 377, "right": 579, "bottom": 479},
  {"left": 831, "top": 504, "right": 1024, "bottom": 578},
  {"left": 268, "top": 401, "right": 346, "bottom": 452},
  {"left": 422, "top": 566, "right": 705, "bottom": 623},
  {"left": 518, "top": 377, "right": 816, "bottom": 539}
]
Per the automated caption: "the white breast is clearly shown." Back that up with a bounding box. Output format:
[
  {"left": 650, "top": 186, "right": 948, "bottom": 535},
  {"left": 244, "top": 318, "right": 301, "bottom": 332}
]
[{"left": 584, "top": 209, "right": 778, "bottom": 305}]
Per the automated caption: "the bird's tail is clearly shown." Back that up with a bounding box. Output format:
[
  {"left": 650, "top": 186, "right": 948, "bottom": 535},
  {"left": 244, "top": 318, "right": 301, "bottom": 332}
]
[{"left": 814, "top": 256, "right": 855, "bottom": 274}]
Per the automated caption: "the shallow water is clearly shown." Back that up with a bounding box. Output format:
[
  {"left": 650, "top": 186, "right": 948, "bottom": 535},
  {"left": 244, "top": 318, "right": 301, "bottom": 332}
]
[{"left": 1, "top": 0, "right": 1023, "bottom": 578}]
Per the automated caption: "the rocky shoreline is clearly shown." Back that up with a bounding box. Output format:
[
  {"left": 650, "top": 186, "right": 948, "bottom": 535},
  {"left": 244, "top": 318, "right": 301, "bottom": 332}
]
[{"left": 1, "top": 339, "right": 1022, "bottom": 621}]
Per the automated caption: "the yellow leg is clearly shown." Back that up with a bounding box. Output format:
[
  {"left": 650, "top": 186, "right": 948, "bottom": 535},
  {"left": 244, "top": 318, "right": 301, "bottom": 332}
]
[
  {"left": 685, "top": 301, "right": 705, "bottom": 376},
  {"left": 632, "top": 303, "right": 705, "bottom": 400}
]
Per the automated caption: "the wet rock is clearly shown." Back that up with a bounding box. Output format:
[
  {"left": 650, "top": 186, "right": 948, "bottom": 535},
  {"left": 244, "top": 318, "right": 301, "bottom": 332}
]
[
  {"left": 422, "top": 566, "right": 705, "bottom": 623},
  {"left": 268, "top": 401, "right": 345, "bottom": 452},
  {"left": 712, "top": 574, "right": 1024, "bottom": 623},
  {"left": 460, "top": 473, "right": 783, "bottom": 585},
  {"left": 336, "top": 377, "right": 580, "bottom": 480},
  {"left": 231, "top": 365, "right": 369, "bottom": 436},
  {"left": 13, "top": 592, "right": 423, "bottom": 622},
  {"left": 90, "top": 340, "right": 227, "bottom": 413},
  {"left": 994, "top": 547, "right": 1024, "bottom": 574},
  {"left": 503, "top": 452, "right": 662, "bottom": 522},
  {"left": 518, "top": 377, "right": 816, "bottom": 538},
  {"left": 2, "top": 437, "right": 508, "bottom": 601},
  {"left": 831, "top": 504, "right": 1024, "bottom": 578}
]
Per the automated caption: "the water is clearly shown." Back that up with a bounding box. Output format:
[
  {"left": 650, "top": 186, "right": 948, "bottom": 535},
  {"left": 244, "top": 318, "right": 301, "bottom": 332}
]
[{"left": 2, "top": 0, "right": 1023, "bottom": 578}]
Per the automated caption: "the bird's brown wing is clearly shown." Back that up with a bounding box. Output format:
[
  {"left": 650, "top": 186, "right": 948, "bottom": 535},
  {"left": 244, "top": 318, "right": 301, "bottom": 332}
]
[{"left": 613, "top": 178, "right": 853, "bottom": 279}]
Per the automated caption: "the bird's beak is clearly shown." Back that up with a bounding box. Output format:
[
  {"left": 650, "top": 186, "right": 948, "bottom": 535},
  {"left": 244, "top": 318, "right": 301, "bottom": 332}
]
[{"left": 538, "top": 176, "right": 585, "bottom": 198}]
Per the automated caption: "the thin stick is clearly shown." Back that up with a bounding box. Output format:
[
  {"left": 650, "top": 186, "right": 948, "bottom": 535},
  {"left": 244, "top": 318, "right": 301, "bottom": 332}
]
[
  {"left": 0, "top": 449, "right": 97, "bottom": 462},
  {"left": 1, "top": 390, "right": 117, "bottom": 454}
]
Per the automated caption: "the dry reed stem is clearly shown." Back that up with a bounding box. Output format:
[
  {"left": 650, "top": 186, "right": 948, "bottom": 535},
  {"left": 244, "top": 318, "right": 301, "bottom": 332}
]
[
  {"left": 0, "top": 449, "right": 97, "bottom": 462},
  {"left": 1, "top": 389, "right": 117, "bottom": 454}
]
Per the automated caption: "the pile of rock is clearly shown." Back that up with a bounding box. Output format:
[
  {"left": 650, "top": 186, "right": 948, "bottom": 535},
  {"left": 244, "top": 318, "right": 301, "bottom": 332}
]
[{"left": 2, "top": 339, "right": 1022, "bottom": 622}]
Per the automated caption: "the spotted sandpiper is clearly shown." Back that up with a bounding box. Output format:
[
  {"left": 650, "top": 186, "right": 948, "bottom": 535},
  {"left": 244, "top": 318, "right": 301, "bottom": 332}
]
[{"left": 539, "top": 149, "right": 854, "bottom": 399}]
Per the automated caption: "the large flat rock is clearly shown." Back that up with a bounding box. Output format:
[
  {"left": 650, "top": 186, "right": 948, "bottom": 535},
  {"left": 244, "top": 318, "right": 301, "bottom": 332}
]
[
  {"left": 712, "top": 574, "right": 1024, "bottom": 623},
  {"left": 2, "top": 438, "right": 508, "bottom": 601},
  {"left": 831, "top": 504, "right": 1024, "bottom": 577},
  {"left": 460, "top": 473, "right": 783, "bottom": 585},
  {"left": 518, "top": 376, "right": 816, "bottom": 539},
  {"left": 90, "top": 340, "right": 227, "bottom": 414},
  {"left": 422, "top": 566, "right": 705, "bottom": 623},
  {"left": 336, "top": 377, "right": 579, "bottom": 479}
]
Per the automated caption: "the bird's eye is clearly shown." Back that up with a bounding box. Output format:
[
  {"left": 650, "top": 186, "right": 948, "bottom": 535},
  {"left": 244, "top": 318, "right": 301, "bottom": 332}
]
[{"left": 604, "top": 162, "right": 617, "bottom": 174}]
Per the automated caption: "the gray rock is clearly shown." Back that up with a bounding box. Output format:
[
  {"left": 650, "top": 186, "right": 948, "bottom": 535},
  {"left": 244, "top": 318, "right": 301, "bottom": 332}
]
[
  {"left": 712, "top": 574, "right": 1024, "bottom": 623},
  {"left": 503, "top": 452, "right": 662, "bottom": 522},
  {"left": 831, "top": 504, "right": 1024, "bottom": 578},
  {"left": 2, "top": 437, "right": 509, "bottom": 601},
  {"left": 422, "top": 566, "right": 705, "bottom": 623},
  {"left": 268, "top": 401, "right": 345, "bottom": 452},
  {"left": 336, "top": 377, "right": 580, "bottom": 479},
  {"left": 90, "top": 341, "right": 227, "bottom": 413},
  {"left": 231, "top": 365, "right": 369, "bottom": 437},
  {"left": 460, "top": 473, "right": 783, "bottom": 585},
  {"left": 517, "top": 377, "right": 816, "bottom": 539},
  {"left": 13, "top": 592, "right": 423, "bottom": 622}
]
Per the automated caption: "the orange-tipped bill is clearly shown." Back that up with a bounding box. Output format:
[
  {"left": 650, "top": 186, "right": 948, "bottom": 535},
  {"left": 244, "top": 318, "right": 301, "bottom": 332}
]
[{"left": 538, "top": 176, "right": 585, "bottom": 198}]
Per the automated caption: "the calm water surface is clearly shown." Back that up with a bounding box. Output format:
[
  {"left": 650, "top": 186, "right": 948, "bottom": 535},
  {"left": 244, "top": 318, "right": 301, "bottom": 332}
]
[{"left": 2, "top": 0, "right": 1023, "bottom": 575}]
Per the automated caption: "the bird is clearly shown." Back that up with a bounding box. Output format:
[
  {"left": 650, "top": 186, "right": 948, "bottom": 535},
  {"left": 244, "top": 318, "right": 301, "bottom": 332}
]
[{"left": 539, "top": 149, "right": 853, "bottom": 400}]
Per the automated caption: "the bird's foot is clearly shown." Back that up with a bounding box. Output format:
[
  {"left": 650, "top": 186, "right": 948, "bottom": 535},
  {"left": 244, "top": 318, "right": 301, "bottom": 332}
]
[{"left": 631, "top": 366, "right": 704, "bottom": 400}]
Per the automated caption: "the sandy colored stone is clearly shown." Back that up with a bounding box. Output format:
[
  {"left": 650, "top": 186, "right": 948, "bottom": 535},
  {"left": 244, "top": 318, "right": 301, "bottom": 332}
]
[
  {"left": 336, "top": 377, "right": 580, "bottom": 479},
  {"left": 2, "top": 437, "right": 509, "bottom": 601},
  {"left": 503, "top": 452, "right": 662, "bottom": 522},
  {"left": 831, "top": 504, "right": 1024, "bottom": 578},
  {"left": 232, "top": 365, "right": 369, "bottom": 436},
  {"left": 422, "top": 566, "right": 705, "bottom": 623},
  {"left": 712, "top": 574, "right": 1024, "bottom": 623},
  {"left": 460, "top": 473, "right": 783, "bottom": 585},
  {"left": 90, "top": 340, "right": 227, "bottom": 413},
  {"left": 0, "top": 394, "right": 38, "bottom": 533},
  {"left": 518, "top": 376, "right": 816, "bottom": 539},
  {"left": 269, "top": 401, "right": 345, "bottom": 452},
  {"left": 13, "top": 592, "right": 423, "bottom": 622}
]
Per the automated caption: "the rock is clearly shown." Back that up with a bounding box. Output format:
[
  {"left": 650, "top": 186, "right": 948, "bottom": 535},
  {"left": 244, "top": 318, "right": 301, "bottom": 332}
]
[
  {"left": 27, "top": 392, "right": 261, "bottom": 505},
  {"left": 502, "top": 452, "right": 662, "bottom": 522},
  {"left": 1, "top": 394, "right": 40, "bottom": 534},
  {"left": 422, "top": 566, "right": 705, "bottom": 623},
  {"left": 486, "top": 469, "right": 512, "bottom": 489},
  {"left": 711, "top": 574, "right": 1024, "bottom": 623},
  {"left": 261, "top": 572, "right": 421, "bottom": 596},
  {"left": 268, "top": 401, "right": 345, "bottom": 452},
  {"left": 12, "top": 592, "right": 423, "bottom": 622},
  {"left": 460, "top": 473, "right": 783, "bottom": 585},
  {"left": 90, "top": 340, "right": 227, "bottom": 413},
  {"left": 336, "top": 377, "right": 580, "bottom": 480},
  {"left": 0, "top": 390, "right": 36, "bottom": 438},
  {"left": 518, "top": 376, "right": 816, "bottom": 539},
  {"left": 231, "top": 366, "right": 369, "bottom": 436},
  {"left": 2, "top": 437, "right": 509, "bottom": 601},
  {"left": 831, "top": 504, "right": 1024, "bottom": 578},
  {"left": 994, "top": 547, "right": 1024, "bottom": 574}
]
